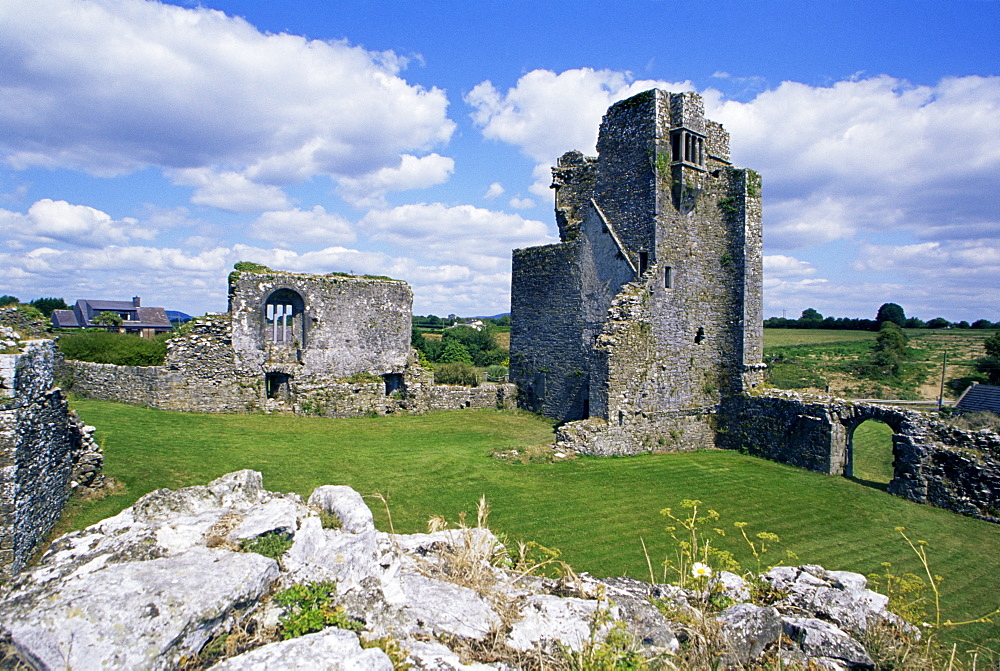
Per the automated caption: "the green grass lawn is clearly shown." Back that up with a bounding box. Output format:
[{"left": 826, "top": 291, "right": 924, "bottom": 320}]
[
  {"left": 851, "top": 420, "right": 895, "bottom": 485},
  {"left": 66, "top": 399, "right": 1000, "bottom": 649},
  {"left": 763, "top": 328, "right": 880, "bottom": 348}
]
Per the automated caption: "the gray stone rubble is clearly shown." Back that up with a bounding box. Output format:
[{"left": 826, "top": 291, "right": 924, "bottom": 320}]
[{"left": 0, "top": 471, "right": 907, "bottom": 669}]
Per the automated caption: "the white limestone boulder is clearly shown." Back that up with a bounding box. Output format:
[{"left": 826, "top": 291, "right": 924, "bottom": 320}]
[
  {"left": 2, "top": 547, "right": 279, "bottom": 671},
  {"left": 207, "top": 626, "right": 392, "bottom": 671},
  {"left": 506, "top": 594, "right": 613, "bottom": 652},
  {"left": 309, "top": 485, "right": 376, "bottom": 533}
]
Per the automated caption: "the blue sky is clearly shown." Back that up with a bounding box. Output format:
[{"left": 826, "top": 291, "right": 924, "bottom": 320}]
[{"left": 1, "top": 0, "right": 998, "bottom": 321}]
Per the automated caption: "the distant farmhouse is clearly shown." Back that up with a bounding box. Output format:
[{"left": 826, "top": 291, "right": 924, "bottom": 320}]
[
  {"left": 955, "top": 382, "right": 1000, "bottom": 415},
  {"left": 52, "top": 297, "right": 172, "bottom": 337}
]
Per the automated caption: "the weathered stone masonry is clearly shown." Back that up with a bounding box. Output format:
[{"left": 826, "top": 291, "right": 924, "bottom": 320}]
[
  {"left": 721, "top": 392, "right": 1000, "bottom": 523},
  {"left": 512, "top": 90, "right": 998, "bottom": 524},
  {"left": 1, "top": 331, "right": 102, "bottom": 577},
  {"left": 512, "top": 89, "right": 765, "bottom": 454},
  {"left": 62, "top": 268, "right": 515, "bottom": 417}
]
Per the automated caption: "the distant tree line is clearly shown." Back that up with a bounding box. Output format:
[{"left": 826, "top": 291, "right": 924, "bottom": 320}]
[
  {"left": 764, "top": 303, "right": 999, "bottom": 331},
  {"left": 0, "top": 296, "right": 69, "bottom": 318}
]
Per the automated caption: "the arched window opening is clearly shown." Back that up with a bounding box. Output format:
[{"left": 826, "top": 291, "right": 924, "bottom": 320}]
[
  {"left": 263, "top": 289, "right": 305, "bottom": 346},
  {"left": 848, "top": 420, "right": 895, "bottom": 489}
]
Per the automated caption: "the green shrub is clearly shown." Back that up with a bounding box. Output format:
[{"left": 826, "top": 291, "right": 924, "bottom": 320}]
[
  {"left": 233, "top": 261, "right": 272, "bottom": 273},
  {"left": 239, "top": 531, "right": 293, "bottom": 559},
  {"left": 319, "top": 510, "right": 342, "bottom": 530},
  {"left": 438, "top": 340, "right": 473, "bottom": 364},
  {"left": 434, "top": 361, "right": 479, "bottom": 386},
  {"left": 0, "top": 295, "right": 19, "bottom": 307},
  {"left": 486, "top": 365, "right": 508, "bottom": 382},
  {"left": 57, "top": 330, "right": 169, "bottom": 366},
  {"left": 273, "top": 581, "right": 362, "bottom": 639}
]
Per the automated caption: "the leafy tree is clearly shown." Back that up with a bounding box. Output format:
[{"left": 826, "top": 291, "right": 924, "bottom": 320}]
[
  {"left": 976, "top": 332, "right": 1000, "bottom": 385},
  {"left": 927, "top": 317, "right": 951, "bottom": 329},
  {"left": 411, "top": 329, "right": 443, "bottom": 361},
  {"left": 93, "top": 311, "right": 123, "bottom": 327},
  {"left": 956, "top": 320, "right": 971, "bottom": 329},
  {"left": 438, "top": 339, "right": 472, "bottom": 364},
  {"left": 798, "top": 308, "right": 823, "bottom": 328},
  {"left": 904, "top": 317, "right": 926, "bottom": 329},
  {"left": 0, "top": 295, "right": 19, "bottom": 307},
  {"left": 876, "top": 303, "right": 906, "bottom": 328},
  {"left": 442, "top": 324, "right": 506, "bottom": 366},
  {"left": 868, "top": 321, "right": 909, "bottom": 377},
  {"left": 985, "top": 333, "right": 1000, "bottom": 358},
  {"left": 29, "top": 297, "right": 68, "bottom": 318},
  {"left": 971, "top": 319, "right": 994, "bottom": 329}
]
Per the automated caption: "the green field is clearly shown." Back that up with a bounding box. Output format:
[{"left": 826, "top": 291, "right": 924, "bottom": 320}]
[
  {"left": 65, "top": 399, "right": 1000, "bottom": 649},
  {"left": 763, "top": 328, "right": 996, "bottom": 401}
]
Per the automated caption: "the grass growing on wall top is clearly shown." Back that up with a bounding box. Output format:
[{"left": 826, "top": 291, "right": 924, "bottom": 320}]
[{"left": 65, "top": 399, "right": 1000, "bottom": 648}]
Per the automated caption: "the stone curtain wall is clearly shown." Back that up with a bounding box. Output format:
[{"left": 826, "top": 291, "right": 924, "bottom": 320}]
[
  {"left": 228, "top": 270, "right": 412, "bottom": 379},
  {"left": 721, "top": 392, "right": 1000, "bottom": 524},
  {"left": 1, "top": 336, "right": 102, "bottom": 576},
  {"left": 62, "top": 312, "right": 515, "bottom": 418}
]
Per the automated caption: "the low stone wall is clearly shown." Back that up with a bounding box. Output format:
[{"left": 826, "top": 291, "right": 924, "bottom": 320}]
[
  {"left": 1, "top": 335, "right": 103, "bottom": 577},
  {"left": 426, "top": 382, "right": 517, "bottom": 411},
  {"left": 61, "top": 356, "right": 517, "bottom": 418},
  {"left": 58, "top": 359, "right": 165, "bottom": 407},
  {"left": 721, "top": 391, "right": 1000, "bottom": 524},
  {"left": 555, "top": 407, "right": 718, "bottom": 456}
]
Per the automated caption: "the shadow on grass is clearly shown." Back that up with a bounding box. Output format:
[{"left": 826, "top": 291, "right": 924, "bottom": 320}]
[{"left": 845, "top": 475, "right": 889, "bottom": 492}]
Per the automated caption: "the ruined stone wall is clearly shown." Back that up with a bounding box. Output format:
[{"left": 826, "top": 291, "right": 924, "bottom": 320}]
[
  {"left": 510, "top": 243, "right": 590, "bottom": 420},
  {"left": 721, "top": 392, "right": 1000, "bottom": 524},
  {"left": 1, "top": 336, "right": 102, "bottom": 576},
  {"left": 57, "top": 360, "right": 166, "bottom": 407},
  {"left": 511, "top": 89, "right": 764, "bottom": 451},
  {"left": 63, "top": 316, "right": 514, "bottom": 419},
  {"left": 229, "top": 270, "right": 411, "bottom": 379}
]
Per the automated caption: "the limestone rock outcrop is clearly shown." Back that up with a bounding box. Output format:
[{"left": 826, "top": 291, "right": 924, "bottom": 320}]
[{"left": 0, "top": 471, "right": 908, "bottom": 669}]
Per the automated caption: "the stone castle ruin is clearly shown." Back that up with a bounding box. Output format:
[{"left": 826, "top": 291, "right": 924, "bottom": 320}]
[
  {"left": 7, "top": 88, "right": 996, "bottom": 578},
  {"left": 62, "top": 266, "right": 515, "bottom": 417},
  {"left": 512, "top": 89, "right": 765, "bottom": 454},
  {"left": 512, "top": 89, "right": 998, "bottom": 523},
  {"left": 1, "top": 325, "right": 103, "bottom": 577}
]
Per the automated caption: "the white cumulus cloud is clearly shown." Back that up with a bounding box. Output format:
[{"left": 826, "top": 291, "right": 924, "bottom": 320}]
[
  {"left": 466, "top": 68, "right": 694, "bottom": 196},
  {"left": 0, "top": 0, "right": 455, "bottom": 209},
  {"left": 0, "top": 199, "right": 155, "bottom": 249},
  {"left": 251, "top": 206, "right": 356, "bottom": 246},
  {"left": 483, "top": 182, "right": 505, "bottom": 200},
  {"left": 336, "top": 154, "right": 455, "bottom": 208},
  {"left": 362, "top": 202, "right": 554, "bottom": 271}
]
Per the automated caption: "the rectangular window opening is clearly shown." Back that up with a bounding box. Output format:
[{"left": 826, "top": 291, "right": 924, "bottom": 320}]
[
  {"left": 664, "top": 266, "right": 672, "bottom": 289},
  {"left": 638, "top": 251, "right": 649, "bottom": 275}
]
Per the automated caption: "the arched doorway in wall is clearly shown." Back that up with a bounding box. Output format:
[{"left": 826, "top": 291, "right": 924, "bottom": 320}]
[
  {"left": 847, "top": 419, "right": 895, "bottom": 490},
  {"left": 263, "top": 289, "right": 305, "bottom": 346}
]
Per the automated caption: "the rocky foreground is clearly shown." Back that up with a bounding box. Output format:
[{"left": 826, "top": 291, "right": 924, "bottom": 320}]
[{"left": 0, "top": 471, "right": 907, "bottom": 669}]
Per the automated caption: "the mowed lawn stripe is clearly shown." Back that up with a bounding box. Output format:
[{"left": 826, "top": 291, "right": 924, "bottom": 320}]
[{"left": 66, "top": 400, "right": 999, "bottom": 646}]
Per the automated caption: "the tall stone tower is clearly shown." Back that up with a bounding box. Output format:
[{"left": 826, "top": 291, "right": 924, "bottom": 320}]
[{"left": 510, "top": 89, "right": 765, "bottom": 453}]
